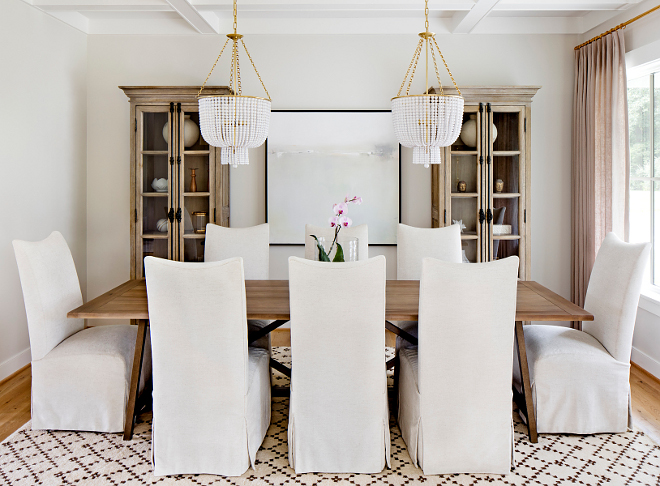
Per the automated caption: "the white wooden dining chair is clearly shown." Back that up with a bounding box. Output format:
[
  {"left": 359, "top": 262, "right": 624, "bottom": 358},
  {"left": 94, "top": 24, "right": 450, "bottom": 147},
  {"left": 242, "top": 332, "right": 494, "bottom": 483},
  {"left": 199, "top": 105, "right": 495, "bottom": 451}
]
[
  {"left": 13, "top": 231, "right": 151, "bottom": 433},
  {"left": 395, "top": 223, "right": 463, "bottom": 351},
  {"left": 514, "top": 232, "right": 650, "bottom": 434},
  {"left": 288, "top": 256, "right": 390, "bottom": 473},
  {"left": 304, "top": 223, "right": 369, "bottom": 261},
  {"left": 398, "top": 256, "right": 519, "bottom": 474},
  {"left": 205, "top": 223, "right": 271, "bottom": 351},
  {"left": 144, "top": 256, "right": 271, "bottom": 477}
]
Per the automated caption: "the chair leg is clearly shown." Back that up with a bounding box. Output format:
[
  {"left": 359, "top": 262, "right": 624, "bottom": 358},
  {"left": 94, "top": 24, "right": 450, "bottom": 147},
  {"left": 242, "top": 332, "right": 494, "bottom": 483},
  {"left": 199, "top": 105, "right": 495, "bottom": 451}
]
[
  {"left": 515, "top": 321, "right": 538, "bottom": 443},
  {"left": 392, "top": 354, "right": 400, "bottom": 418},
  {"left": 124, "top": 319, "right": 148, "bottom": 440}
]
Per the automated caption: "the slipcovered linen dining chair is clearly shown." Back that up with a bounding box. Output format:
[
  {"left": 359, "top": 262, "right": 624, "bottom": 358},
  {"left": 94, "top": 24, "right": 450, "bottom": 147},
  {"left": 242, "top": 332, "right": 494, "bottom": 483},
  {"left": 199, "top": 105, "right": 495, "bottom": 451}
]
[
  {"left": 205, "top": 223, "right": 271, "bottom": 351},
  {"left": 144, "top": 256, "right": 271, "bottom": 477},
  {"left": 514, "top": 232, "right": 650, "bottom": 434},
  {"left": 288, "top": 256, "right": 390, "bottom": 473},
  {"left": 304, "top": 223, "right": 369, "bottom": 261},
  {"left": 395, "top": 223, "right": 463, "bottom": 352},
  {"left": 13, "top": 231, "right": 151, "bottom": 433},
  {"left": 398, "top": 256, "right": 519, "bottom": 474}
]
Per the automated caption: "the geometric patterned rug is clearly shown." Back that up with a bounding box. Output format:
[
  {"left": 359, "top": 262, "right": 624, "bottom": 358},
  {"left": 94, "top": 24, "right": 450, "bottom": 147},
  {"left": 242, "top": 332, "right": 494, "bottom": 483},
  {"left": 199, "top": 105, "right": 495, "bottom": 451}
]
[{"left": 2, "top": 348, "right": 660, "bottom": 486}]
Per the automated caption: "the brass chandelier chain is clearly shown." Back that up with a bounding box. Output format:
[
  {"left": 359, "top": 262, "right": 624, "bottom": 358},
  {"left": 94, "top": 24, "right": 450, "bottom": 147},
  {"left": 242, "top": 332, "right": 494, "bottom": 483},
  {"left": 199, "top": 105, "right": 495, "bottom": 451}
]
[
  {"left": 197, "top": 0, "right": 271, "bottom": 101},
  {"left": 395, "top": 0, "right": 461, "bottom": 98},
  {"left": 241, "top": 39, "right": 271, "bottom": 101},
  {"left": 397, "top": 38, "right": 423, "bottom": 97}
]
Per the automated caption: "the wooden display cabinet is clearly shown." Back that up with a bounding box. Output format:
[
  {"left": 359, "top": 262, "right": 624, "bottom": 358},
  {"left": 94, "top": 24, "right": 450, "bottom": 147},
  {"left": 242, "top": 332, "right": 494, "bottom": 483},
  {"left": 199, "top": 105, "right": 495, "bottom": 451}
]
[
  {"left": 121, "top": 86, "right": 231, "bottom": 278},
  {"left": 430, "top": 86, "right": 539, "bottom": 279}
]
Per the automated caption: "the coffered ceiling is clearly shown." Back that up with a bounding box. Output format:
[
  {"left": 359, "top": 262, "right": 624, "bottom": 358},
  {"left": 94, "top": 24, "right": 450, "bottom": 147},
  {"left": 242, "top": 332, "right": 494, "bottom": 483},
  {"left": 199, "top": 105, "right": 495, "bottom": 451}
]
[{"left": 21, "top": 0, "right": 645, "bottom": 35}]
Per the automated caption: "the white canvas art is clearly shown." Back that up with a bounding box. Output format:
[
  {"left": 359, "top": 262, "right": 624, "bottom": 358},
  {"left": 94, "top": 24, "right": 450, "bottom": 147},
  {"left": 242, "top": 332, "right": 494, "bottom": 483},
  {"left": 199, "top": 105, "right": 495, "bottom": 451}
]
[{"left": 267, "top": 111, "right": 400, "bottom": 244}]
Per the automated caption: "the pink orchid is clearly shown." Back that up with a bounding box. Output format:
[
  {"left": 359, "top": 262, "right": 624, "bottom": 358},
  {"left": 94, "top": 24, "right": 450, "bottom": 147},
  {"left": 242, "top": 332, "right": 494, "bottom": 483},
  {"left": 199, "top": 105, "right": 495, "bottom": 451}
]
[
  {"left": 339, "top": 215, "right": 352, "bottom": 228},
  {"left": 353, "top": 196, "right": 362, "bottom": 205},
  {"left": 333, "top": 202, "right": 348, "bottom": 215},
  {"left": 329, "top": 216, "right": 339, "bottom": 227}
]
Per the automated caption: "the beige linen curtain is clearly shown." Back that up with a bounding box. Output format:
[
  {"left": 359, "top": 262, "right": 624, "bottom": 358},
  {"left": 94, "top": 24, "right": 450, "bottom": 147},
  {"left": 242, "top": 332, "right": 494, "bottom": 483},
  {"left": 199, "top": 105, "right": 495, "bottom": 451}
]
[{"left": 572, "top": 30, "right": 629, "bottom": 323}]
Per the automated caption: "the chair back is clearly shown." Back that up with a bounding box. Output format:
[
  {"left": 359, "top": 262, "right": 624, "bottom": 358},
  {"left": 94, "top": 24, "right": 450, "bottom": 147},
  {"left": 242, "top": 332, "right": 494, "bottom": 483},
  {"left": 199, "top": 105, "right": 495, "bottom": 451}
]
[
  {"left": 304, "top": 224, "right": 369, "bottom": 261},
  {"left": 288, "top": 256, "right": 389, "bottom": 472},
  {"left": 204, "top": 223, "right": 269, "bottom": 279},
  {"left": 582, "top": 232, "right": 651, "bottom": 363},
  {"left": 418, "top": 256, "right": 519, "bottom": 473},
  {"left": 144, "top": 256, "right": 251, "bottom": 475},
  {"left": 13, "top": 231, "right": 84, "bottom": 361},
  {"left": 397, "top": 223, "right": 462, "bottom": 279}
]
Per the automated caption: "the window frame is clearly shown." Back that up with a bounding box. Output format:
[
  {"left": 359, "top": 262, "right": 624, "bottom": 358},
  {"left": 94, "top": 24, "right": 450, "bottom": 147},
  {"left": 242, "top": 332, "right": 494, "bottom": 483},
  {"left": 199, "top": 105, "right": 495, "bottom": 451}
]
[{"left": 628, "top": 71, "right": 656, "bottom": 287}]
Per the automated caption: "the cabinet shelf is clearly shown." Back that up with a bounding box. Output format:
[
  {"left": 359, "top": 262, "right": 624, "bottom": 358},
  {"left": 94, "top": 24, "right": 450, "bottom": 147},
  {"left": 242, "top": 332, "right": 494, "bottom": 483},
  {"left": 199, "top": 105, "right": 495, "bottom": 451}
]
[
  {"left": 451, "top": 150, "right": 478, "bottom": 156},
  {"left": 493, "top": 234, "right": 521, "bottom": 240},
  {"left": 493, "top": 193, "right": 520, "bottom": 198},
  {"left": 141, "top": 192, "right": 168, "bottom": 197},
  {"left": 451, "top": 192, "right": 479, "bottom": 198},
  {"left": 141, "top": 150, "right": 168, "bottom": 156},
  {"left": 493, "top": 151, "right": 521, "bottom": 156},
  {"left": 183, "top": 192, "right": 211, "bottom": 197},
  {"left": 183, "top": 150, "right": 211, "bottom": 155},
  {"left": 183, "top": 233, "right": 206, "bottom": 239},
  {"left": 142, "top": 232, "right": 169, "bottom": 239},
  {"left": 460, "top": 231, "right": 478, "bottom": 240}
]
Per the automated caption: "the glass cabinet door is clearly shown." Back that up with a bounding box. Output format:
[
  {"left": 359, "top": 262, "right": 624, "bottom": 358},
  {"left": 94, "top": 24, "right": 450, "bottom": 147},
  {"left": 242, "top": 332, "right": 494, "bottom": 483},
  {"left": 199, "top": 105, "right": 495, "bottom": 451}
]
[
  {"left": 136, "top": 106, "right": 174, "bottom": 277},
  {"left": 486, "top": 105, "right": 526, "bottom": 275},
  {"left": 447, "top": 105, "right": 482, "bottom": 263},
  {"left": 177, "top": 104, "right": 215, "bottom": 263}
]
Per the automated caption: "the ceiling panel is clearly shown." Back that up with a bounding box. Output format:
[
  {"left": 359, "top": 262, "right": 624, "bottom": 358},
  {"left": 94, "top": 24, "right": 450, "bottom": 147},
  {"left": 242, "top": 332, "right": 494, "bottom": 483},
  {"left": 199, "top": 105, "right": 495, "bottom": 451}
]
[{"left": 21, "top": 0, "right": 646, "bottom": 35}]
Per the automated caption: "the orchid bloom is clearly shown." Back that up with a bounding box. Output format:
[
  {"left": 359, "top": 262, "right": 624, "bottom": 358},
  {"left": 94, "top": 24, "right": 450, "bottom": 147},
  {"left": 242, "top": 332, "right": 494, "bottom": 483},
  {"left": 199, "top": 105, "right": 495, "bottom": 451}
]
[
  {"left": 344, "top": 195, "right": 362, "bottom": 205},
  {"left": 339, "top": 215, "right": 352, "bottom": 228},
  {"left": 333, "top": 202, "right": 348, "bottom": 215},
  {"left": 329, "top": 216, "right": 339, "bottom": 227}
]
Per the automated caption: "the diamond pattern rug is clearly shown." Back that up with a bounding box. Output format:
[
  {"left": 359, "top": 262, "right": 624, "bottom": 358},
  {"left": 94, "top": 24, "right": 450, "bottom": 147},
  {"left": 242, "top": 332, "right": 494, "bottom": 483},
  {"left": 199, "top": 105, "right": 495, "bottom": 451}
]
[{"left": 1, "top": 347, "right": 660, "bottom": 485}]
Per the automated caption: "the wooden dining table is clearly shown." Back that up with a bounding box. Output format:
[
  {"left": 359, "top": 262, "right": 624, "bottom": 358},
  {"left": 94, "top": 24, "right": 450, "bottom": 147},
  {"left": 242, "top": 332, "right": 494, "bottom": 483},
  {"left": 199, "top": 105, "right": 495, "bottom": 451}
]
[{"left": 68, "top": 279, "right": 593, "bottom": 444}]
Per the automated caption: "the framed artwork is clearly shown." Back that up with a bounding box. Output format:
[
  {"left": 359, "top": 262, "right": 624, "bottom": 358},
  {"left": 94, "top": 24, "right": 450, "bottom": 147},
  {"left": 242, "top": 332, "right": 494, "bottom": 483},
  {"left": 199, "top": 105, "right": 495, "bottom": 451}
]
[{"left": 266, "top": 110, "right": 400, "bottom": 245}]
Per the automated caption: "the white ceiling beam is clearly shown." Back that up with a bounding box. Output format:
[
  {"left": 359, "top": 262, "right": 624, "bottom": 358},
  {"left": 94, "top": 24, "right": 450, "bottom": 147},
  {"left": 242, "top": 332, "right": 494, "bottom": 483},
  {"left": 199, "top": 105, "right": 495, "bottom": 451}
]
[
  {"left": 44, "top": 9, "right": 90, "bottom": 32},
  {"left": 165, "top": 0, "right": 219, "bottom": 33},
  {"left": 198, "top": 10, "right": 221, "bottom": 32},
  {"left": 32, "top": 0, "right": 165, "bottom": 7},
  {"left": 452, "top": 0, "right": 501, "bottom": 33}
]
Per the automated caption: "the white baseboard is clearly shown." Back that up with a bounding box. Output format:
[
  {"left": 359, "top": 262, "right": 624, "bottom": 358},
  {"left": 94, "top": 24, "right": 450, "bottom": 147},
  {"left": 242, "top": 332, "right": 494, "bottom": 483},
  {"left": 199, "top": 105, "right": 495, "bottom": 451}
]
[
  {"left": 0, "top": 348, "right": 31, "bottom": 382},
  {"left": 631, "top": 346, "right": 660, "bottom": 380}
]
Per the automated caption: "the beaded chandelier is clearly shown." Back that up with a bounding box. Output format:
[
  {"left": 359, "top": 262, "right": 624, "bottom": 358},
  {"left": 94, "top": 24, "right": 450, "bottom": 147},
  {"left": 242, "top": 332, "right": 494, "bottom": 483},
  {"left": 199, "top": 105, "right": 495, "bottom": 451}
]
[
  {"left": 198, "top": 0, "right": 271, "bottom": 168},
  {"left": 391, "top": 0, "right": 464, "bottom": 168}
]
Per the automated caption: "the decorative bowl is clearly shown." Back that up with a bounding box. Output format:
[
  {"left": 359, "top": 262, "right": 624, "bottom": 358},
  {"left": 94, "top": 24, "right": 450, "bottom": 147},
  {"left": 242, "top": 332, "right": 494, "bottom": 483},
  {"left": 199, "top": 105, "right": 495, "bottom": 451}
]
[{"left": 151, "top": 178, "right": 168, "bottom": 192}]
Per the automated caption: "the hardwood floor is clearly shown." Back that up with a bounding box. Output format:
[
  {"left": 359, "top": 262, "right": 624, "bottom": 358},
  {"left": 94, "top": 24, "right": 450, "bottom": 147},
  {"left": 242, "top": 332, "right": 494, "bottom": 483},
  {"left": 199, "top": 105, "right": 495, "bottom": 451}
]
[
  {"left": 1, "top": 355, "right": 659, "bottom": 444},
  {"left": 630, "top": 362, "right": 660, "bottom": 445},
  {"left": 0, "top": 365, "right": 31, "bottom": 442}
]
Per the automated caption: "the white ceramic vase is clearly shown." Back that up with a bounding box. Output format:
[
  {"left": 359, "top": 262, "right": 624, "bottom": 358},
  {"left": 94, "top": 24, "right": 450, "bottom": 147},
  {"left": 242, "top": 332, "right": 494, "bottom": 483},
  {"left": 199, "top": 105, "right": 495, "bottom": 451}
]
[
  {"left": 459, "top": 114, "right": 498, "bottom": 147},
  {"left": 162, "top": 115, "right": 200, "bottom": 148},
  {"left": 156, "top": 218, "right": 168, "bottom": 233}
]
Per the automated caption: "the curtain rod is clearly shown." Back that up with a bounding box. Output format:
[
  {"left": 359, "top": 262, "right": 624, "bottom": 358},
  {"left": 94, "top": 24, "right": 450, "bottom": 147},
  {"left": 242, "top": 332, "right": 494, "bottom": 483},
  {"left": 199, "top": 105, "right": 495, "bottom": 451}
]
[{"left": 574, "top": 3, "right": 660, "bottom": 50}]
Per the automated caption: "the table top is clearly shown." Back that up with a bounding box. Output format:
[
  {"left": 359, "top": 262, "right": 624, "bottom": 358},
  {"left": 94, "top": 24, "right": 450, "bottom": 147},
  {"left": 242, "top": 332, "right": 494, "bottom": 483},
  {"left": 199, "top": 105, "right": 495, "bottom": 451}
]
[{"left": 68, "top": 279, "right": 594, "bottom": 322}]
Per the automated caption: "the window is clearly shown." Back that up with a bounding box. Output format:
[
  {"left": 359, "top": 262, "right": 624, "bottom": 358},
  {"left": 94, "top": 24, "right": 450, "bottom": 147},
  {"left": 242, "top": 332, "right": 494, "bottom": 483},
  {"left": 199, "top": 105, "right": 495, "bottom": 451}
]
[{"left": 628, "top": 70, "right": 660, "bottom": 285}]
